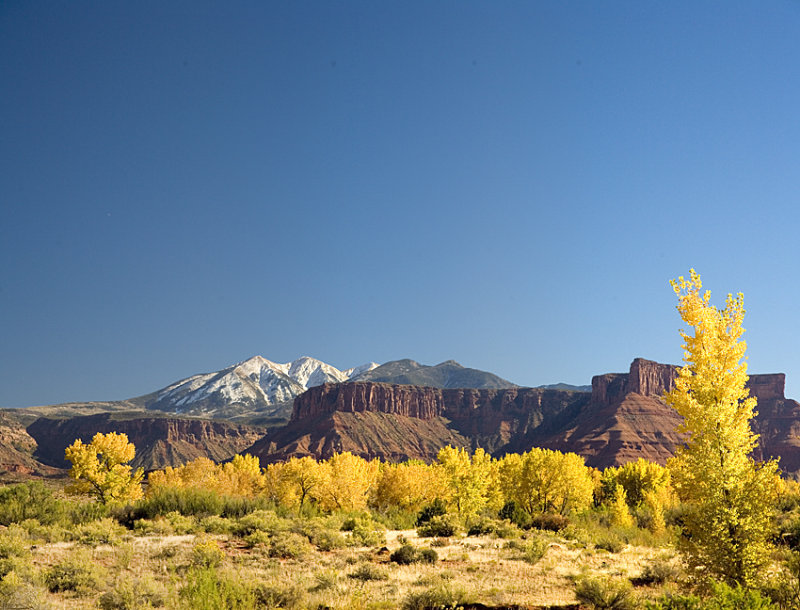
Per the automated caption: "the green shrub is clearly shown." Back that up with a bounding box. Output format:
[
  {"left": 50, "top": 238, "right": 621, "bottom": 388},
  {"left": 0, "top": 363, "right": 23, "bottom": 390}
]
[
  {"left": 763, "top": 550, "right": 800, "bottom": 610},
  {"left": 0, "top": 528, "right": 29, "bottom": 560},
  {"left": 418, "top": 547, "right": 438, "bottom": 564},
  {"left": 644, "top": 593, "right": 703, "bottom": 610},
  {"left": 233, "top": 510, "right": 289, "bottom": 537},
  {"left": 498, "top": 500, "right": 532, "bottom": 528},
  {"left": 390, "top": 544, "right": 419, "bottom": 565},
  {"left": 291, "top": 518, "right": 347, "bottom": 551},
  {"left": 73, "top": 517, "right": 128, "bottom": 546},
  {"left": 45, "top": 553, "right": 106, "bottom": 595},
  {"left": 243, "top": 530, "right": 271, "bottom": 550},
  {"left": 506, "top": 537, "right": 548, "bottom": 564},
  {"left": 310, "top": 570, "right": 339, "bottom": 592},
  {"left": 704, "top": 582, "right": 777, "bottom": 610},
  {"left": 200, "top": 515, "right": 235, "bottom": 535},
  {"left": 349, "top": 563, "right": 389, "bottom": 581},
  {"left": 268, "top": 531, "right": 313, "bottom": 559},
  {"left": 402, "top": 582, "right": 471, "bottom": 610},
  {"left": 416, "top": 499, "right": 447, "bottom": 526},
  {"left": 132, "top": 518, "right": 174, "bottom": 536},
  {"left": 192, "top": 536, "right": 225, "bottom": 568},
  {"left": 309, "top": 527, "right": 347, "bottom": 551},
  {"left": 218, "top": 495, "right": 273, "bottom": 519},
  {"left": 98, "top": 574, "right": 165, "bottom": 610},
  {"left": 371, "top": 507, "right": 418, "bottom": 530},
  {"left": 164, "top": 511, "right": 198, "bottom": 534},
  {"left": 349, "top": 519, "right": 387, "bottom": 547},
  {"left": 179, "top": 566, "right": 256, "bottom": 610},
  {"left": 635, "top": 557, "right": 681, "bottom": 586},
  {"left": 574, "top": 576, "right": 637, "bottom": 610},
  {"left": 417, "top": 514, "right": 458, "bottom": 538},
  {"left": 467, "top": 517, "right": 495, "bottom": 536},
  {"left": 17, "top": 518, "right": 67, "bottom": 543},
  {"left": 0, "top": 481, "right": 68, "bottom": 526},
  {"left": 68, "top": 498, "right": 110, "bottom": 524},
  {"left": 0, "top": 571, "right": 49, "bottom": 610},
  {"left": 253, "top": 582, "right": 306, "bottom": 609},
  {"left": 645, "top": 584, "right": 778, "bottom": 610},
  {"left": 595, "top": 532, "right": 626, "bottom": 553},
  {"left": 136, "top": 487, "right": 223, "bottom": 519},
  {"left": 340, "top": 512, "right": 372, "bottom": 531},
  {"left": 467, "top": 517, "right": 520, "bottom": 539}
]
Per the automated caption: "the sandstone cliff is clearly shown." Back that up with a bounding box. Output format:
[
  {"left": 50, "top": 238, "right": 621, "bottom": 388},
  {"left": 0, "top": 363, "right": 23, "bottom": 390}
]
[
  {"left": 253, "top": 358, "right": 800, "bottom": 472},
  {"left": 0, "top": 411, "right": 62, "bottom": 479},
  {"left": 27, "top": 413, "right": 266, "bottom": 471},
  {"left": 254, "top": 382, "right": 589, "bottom": 463}
]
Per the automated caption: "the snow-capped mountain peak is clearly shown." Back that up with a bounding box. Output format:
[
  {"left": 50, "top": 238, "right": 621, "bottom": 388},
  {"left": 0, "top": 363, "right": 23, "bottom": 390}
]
[{"left": 148, "top": 355, "right": 377, "bottom": 418}]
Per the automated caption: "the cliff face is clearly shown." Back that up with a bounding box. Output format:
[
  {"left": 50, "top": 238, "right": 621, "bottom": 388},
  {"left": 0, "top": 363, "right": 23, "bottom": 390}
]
[
  {"left": 0, "top": 412, "right": 61, "bottom": 479},
  {"left": 591, "top": 359, "right": 678, "bottom": 407},
  {"left": 256, "top": 358, "right": 799, "bottom": 471},
  {"left": 292, "top": 383, "right": 447, "bottom": 421},
  {"left": 259, "top": 382, "right": 589, "bottom": 463},
  {"left": 27, "top": 413, "right": 265, "bottom": 471}
]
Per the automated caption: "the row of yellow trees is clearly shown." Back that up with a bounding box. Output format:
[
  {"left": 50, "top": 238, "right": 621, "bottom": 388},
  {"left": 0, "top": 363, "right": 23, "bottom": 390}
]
[
  {"left": 147, "top": 445, "right": 677, "bottom": 524},
  {"left": 64, "top": 432, "right": 677, "bottom": 524}
]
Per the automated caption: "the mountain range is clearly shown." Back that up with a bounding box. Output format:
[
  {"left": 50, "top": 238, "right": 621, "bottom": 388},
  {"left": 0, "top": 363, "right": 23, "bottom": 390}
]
[
  {"left": 4, "top": 355, "right": 800, "bottom": 479},
  {"left": 138, "top": 356, "right": 379, "bottom": 424}
]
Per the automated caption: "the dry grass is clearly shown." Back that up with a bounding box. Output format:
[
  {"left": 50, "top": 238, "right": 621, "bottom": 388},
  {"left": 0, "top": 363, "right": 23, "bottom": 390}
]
[{"left": 8, "top": 526, "right": 675, "bottom": 609}]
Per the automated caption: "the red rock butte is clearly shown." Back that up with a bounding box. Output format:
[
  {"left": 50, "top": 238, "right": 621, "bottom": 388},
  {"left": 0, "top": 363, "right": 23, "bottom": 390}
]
[{"left": 251, "top": 358, "right": 800, "bottom": 473}]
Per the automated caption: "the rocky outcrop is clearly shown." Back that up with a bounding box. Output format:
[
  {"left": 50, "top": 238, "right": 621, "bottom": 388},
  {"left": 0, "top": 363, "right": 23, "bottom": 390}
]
[
  {"left": 255, "top": 358, "right": 800, "bottom": 472},
  {"left": 591, "top": 359, "right": 678, "bottom": 407},
  {"left": 290, "top": 383, "right": 592, "bottom": 455},
  {"left": 251, "top": 411, "right": 471, "bottom": 463},
  {"left": 27, "top": 413, "right": 266, "bottom": 471},
  {"left": 292, "top": 383, "right": 447, "bottom": 420},
  {"left": 0, "top": 412, "right": 62, "bottom": 479},
  {"left": 256, "top": 382, "right": 590, "bottom": 464}
]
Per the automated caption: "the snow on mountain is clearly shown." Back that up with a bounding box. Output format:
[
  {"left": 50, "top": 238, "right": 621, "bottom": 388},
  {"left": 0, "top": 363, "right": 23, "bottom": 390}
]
[
  {"left": 287, "top": 356, "right": 350, "bottom": 388},
  {"left": 344, "top": 362, "right": 380, "bottom": 379},
  {"left": 147, "top": 355, "right": 377, "bottom": 418}
]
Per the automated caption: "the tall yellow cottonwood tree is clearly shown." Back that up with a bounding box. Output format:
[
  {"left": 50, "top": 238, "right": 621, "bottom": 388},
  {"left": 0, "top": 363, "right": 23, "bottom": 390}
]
[
  {"left": 665, "top": 270, "right": 780, "bottom": 587},
  {"left": 64, "top": 432, "right": 144, "bottom": 505}
]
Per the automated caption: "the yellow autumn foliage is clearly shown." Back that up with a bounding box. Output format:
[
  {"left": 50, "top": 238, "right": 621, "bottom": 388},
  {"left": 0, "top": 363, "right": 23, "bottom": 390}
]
[
  {"left": 147, "top": 454, "right": 265, "bottom": 498},
  {"left": 64, "top": 432, "right": 143, "bottom": 505},
  {"left": 665, "top": 269, "right": 781, "bottom": 587},
  {"left": 498, "top": 447, "right": 593, "bottom": 516}
]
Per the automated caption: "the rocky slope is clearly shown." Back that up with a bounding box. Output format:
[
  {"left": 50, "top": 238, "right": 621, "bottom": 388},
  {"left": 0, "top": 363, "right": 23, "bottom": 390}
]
[
  {"left": 0, "top": 411, "right": 62, "bottom": 479},
  {"left": 252, "top": 358, "right": 800, "bottom": 472},
  {"left": 27, "top": 413, "right": 265, "bottom": 471}
]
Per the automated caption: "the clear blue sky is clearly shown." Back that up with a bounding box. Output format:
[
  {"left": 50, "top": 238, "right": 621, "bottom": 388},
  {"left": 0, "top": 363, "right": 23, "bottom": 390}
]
[{"left": 3, "top": 2, "right": 800, "bottom": 408}]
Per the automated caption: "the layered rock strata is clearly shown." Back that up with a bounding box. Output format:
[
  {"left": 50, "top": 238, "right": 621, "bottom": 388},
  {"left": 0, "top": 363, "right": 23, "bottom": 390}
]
[
  {"left": 253, "top": 358, "right": 800, "bottom": 472},
  {"left": 27, "top": 413, "right": 265, "bottom": 471}
]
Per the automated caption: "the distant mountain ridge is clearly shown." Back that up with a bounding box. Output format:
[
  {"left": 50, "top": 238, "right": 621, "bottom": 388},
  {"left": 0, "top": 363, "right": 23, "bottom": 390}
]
[
  {"left": 350, "top": 359, "right": 517, "bottom": 389},
  {"left": 536, "top": 383, "right": 591, "bottom": 392}
]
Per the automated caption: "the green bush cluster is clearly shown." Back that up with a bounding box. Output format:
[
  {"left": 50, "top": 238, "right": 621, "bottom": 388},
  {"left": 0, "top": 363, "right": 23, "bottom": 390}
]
[
  {"left": 417, "top": 514, "right": 459, "bottom": 538},
  {"left": 44, "top": 552, "right": 106, "bottom": 596},
  {"left": 574, "top": 576, "right": 637, "bottom": 610},
  {"left": 505, "top": 536, "right": 548, "bottom": 564},
  {"left": 402, "top": 582, "right": 470, "bottom": 610},
  {"left": 390, "top": 543, "right": 438, "bottom": 565}
]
